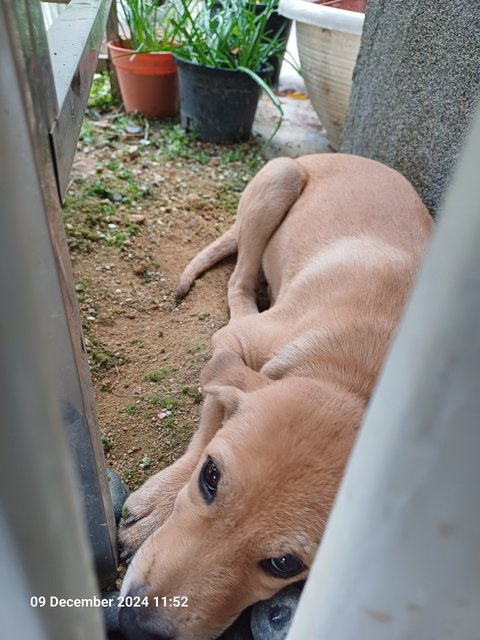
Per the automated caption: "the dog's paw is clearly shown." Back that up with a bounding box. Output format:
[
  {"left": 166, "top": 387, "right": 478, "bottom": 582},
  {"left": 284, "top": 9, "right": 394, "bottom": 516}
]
[
  {"left": 118, "top": 494, "right": 166, "bottom": 559},
  {"left": 118, "top": 462, "right": 193, "bottom": 557}
]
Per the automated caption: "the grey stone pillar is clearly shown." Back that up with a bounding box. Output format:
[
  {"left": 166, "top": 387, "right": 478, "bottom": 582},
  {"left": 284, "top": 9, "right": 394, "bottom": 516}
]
[{"left": 340, "top": 0, "right": 480, "bottom": 217}]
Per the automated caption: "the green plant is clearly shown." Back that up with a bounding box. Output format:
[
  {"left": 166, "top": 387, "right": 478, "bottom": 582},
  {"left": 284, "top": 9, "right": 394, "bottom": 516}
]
[
  {"left": 87, "top": 73, "right": 112, "bottom": 109},
  {"left": 148, "top": 394, "right": 179, "bottom": 408},
  {"left": 101, "top": 436, "right": 113, "bottom": 452},
  {"left": 164, "top": 416, "right": 175, "bottom": 429},
  {"left": 182, "top": 385, "right": 202, "bottom": 403},
  {"left": 168, "top": 0, "right": 284, "bottom": 71},
  {"left": 145, "top": 368, "right": 169, "bottom": 382},
  {"left": 166, "top": 0, "right": 285, "bottom": 146},
  {"left": 126, "top": 403, "right": 138, "bottom": 415},
  {"left": 119, "top": 0, "right": 171, "bottom": 52}
]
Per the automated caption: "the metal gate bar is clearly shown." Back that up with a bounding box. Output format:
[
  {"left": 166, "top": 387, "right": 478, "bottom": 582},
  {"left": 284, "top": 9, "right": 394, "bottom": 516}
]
[
  {"left": 287, "top": 106, "right": 480, "bottom": 639},
  {"left": 47, "top": 0, "right": 113, "bottom": 198},
  {"left": 1, "top": 0, "right": 116, "bottom": 612},
  {"left": 0, "top": 1, "right": 110, "bottom": 636}
]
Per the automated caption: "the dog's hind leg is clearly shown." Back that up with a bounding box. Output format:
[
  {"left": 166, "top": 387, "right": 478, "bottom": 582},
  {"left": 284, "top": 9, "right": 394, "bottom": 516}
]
[{"left": 228, "top": 157, "right": 307, "bottom": 319}]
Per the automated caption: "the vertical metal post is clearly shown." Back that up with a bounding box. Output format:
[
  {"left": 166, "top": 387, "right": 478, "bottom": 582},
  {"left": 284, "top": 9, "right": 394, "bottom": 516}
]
[
  {"left": 0, "top": 0, "right": 117, "bottom": 594},
  {"left": 0, "top": 2, "right": 107, "bottom": 637},
  {"left": 46, "top": 0, "right": 113, "bottom": 197},
  {"left": 287, "top": 106, "right": 480, "bottom": 639}
]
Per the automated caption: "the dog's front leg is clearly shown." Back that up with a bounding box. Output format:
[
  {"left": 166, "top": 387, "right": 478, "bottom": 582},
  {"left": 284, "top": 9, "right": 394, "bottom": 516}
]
[{"left": 118, "top": 395, "right": 225, "bottom": 556}]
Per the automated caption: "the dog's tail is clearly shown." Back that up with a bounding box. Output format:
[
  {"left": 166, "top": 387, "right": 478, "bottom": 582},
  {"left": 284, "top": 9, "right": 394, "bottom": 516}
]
[{"left": 176, "top": 225, "right": 237, "bottom": 301}]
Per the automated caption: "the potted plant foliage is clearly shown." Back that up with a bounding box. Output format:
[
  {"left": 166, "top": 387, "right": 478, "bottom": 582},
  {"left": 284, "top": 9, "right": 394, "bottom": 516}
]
[
  {"left": 166, "top": 0, "right": 286, "bottom": 144},
  {"left": 212, "top": 0, "right": 293, "bottom": 89},
  {"left": 254, "top": 2, "right": 292, "bottom": 89},
  {"left": 108, "top": 0, "right": 179, "bottom": 118}
]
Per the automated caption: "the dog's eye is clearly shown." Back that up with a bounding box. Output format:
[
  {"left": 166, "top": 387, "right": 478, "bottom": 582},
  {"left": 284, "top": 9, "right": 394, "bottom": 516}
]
[
  {"left": 260, "top": 555, "right": 306, "bottom": 579},
  {"left": 199, "top": 458, "right": 221, "bottom": 503}
]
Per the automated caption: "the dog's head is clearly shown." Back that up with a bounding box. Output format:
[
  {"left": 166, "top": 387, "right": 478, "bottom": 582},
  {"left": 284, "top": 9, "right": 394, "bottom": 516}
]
[{"left": 120, "top": 359, "right": 363, "bottom": 640}]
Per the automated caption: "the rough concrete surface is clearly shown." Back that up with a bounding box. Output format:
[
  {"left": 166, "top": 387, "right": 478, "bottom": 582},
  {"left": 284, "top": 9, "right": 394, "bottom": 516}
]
[{"left": 341, "top": 0, "right": 480, "bottom": 217}]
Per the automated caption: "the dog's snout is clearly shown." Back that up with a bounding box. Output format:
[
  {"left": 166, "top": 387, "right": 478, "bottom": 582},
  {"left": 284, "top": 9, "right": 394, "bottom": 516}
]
[{"left": 119, "top": 588, "right": 174, "bottom": 640}]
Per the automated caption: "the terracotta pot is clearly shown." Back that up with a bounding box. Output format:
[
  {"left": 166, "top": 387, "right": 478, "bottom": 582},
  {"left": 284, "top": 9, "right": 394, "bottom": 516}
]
[
  {"left": 108, "top": 41, "right": 178, "bottom": 118},
  {"left": 317, "top": 0, "right": 366, "bottom": 11}
]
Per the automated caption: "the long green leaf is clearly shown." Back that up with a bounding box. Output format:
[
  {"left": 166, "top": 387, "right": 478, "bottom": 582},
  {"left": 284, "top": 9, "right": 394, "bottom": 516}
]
[{"left": 237, "top": 65, "right": 284, "bottom": 151}]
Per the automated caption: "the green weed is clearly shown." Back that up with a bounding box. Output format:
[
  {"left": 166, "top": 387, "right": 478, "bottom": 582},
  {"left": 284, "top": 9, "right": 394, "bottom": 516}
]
[
  {"left": 182, "top": 386, "right": 202, "bottom": 403},
  {"left": 145, "top": 369, "right": 169, "bottom": 382},
  {"left": 87, "top": 73, "right": 112, "bottom": 110},
  {"left": 126, "top": 403, "right": 137, "bottom": 415},
  {"left": 101, "top": 436, "right": 113, "bottom": 452},
  {"left": 164, "top": 416, "right": 175, "bottom": 429},
  {"left": 148, "top": 394, "right": 179, "bottom": 409}
]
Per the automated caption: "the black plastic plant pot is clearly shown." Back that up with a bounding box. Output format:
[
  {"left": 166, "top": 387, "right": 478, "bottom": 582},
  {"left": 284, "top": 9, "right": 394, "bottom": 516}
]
[
  {"left": 256, "top": 4, "right": 292, "bottom": 88},
  {"left": 175, "top": 57, "right": 265, "bottom": 144}
]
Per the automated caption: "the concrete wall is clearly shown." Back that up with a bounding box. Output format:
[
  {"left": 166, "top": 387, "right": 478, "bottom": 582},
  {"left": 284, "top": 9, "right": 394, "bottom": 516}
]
[{"left": 340, "top": 0, "right": 480, "bottom": 217}]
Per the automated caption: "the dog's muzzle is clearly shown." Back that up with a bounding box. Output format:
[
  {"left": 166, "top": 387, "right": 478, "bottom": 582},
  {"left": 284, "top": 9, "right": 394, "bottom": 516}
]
[{"left": 119, "top": 587, "right": 175, "bottom": 640}]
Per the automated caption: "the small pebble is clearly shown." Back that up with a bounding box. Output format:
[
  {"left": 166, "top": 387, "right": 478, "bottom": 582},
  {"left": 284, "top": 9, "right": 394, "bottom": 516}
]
[
  {"left": 128, "top": 214, "right": 146, "bottom": 224},
  {"left": 126, "top": 123, "right": 142, "bottom": 134}
]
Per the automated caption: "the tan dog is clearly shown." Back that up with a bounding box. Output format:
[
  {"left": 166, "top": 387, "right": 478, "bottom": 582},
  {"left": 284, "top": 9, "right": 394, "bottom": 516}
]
[{"left": 118, "top": 154, "right": 433, "bottom": 640}]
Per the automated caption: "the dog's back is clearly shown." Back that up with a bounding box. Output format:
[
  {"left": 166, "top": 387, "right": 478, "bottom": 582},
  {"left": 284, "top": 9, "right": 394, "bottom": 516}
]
[
  {"left": 200, "top": 154, "right": 434, "bottom": 398},
  {"left": 264, "top": 154, "right": 433, "bottom": 301},
  {"left": 251, "top": 155, "right": 434, "bottom": 398}
]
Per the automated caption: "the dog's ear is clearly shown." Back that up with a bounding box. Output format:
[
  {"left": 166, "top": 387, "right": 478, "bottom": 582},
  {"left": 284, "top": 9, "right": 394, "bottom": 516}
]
[
  {"left": 203, "top": 384, "right": 245, "bottom": 420},
  {"left": 200, "top": 350, "right": 272, "bottom": 392}
]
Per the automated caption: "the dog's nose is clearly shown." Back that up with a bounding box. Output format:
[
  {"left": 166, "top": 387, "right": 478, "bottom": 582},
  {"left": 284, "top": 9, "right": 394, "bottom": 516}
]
[{"left": 119, "top": 590, "right": 174, "bottom": 640}]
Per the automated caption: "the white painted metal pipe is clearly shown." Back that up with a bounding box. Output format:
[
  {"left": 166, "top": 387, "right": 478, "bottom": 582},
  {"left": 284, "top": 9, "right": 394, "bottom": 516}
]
[
  {"left": 287, "top": 108, "right": 480, "bottom": 640},
  {"left": 0, "top": 1, "right": 110, "bottom": 637}
]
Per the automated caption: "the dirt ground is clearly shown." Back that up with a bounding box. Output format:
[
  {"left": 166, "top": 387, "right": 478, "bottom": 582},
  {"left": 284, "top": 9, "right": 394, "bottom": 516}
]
[{"left": 66, "top": 78, "right": 267, "bottom": 491}]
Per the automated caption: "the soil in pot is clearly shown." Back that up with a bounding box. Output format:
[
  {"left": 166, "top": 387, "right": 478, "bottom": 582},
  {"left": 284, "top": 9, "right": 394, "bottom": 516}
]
[
  {"left": 315, "top": 0, "right": 367, "bottom": 12},
  {"left": 108, "top": 41, "right": 178, "bottom": 119},
  {"left": 175, "top": 58, "right": 266, "bottom": 144}
]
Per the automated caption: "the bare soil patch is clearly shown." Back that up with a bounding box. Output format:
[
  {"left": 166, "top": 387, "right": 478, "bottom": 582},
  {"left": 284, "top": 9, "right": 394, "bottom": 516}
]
[{"left": 67, "top": 86, "right": 266, "bottom": 490}]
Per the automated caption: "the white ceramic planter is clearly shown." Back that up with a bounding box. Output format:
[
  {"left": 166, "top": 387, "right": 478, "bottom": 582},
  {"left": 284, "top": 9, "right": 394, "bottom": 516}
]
[{"left": 279, "top": 0, "right": 365, "bottom": 149}]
